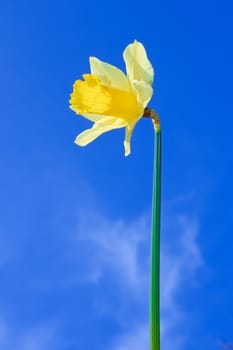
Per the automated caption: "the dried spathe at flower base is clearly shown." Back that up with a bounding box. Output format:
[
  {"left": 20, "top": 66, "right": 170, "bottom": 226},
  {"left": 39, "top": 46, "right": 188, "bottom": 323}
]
[{"left": 69, "top": 40, "right": 154, "bottom": 156}]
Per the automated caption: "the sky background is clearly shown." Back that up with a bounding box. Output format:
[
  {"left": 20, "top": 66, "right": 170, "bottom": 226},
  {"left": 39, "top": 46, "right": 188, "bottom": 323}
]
[{"left": 1, "top": 0, "right": 233, "bottom": 349}]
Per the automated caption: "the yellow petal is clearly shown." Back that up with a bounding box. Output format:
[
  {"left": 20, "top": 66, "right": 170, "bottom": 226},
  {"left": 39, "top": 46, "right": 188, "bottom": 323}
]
[
  {"left": 90, "top": 57, "right": 131, "bottom": 92},
  {"left": 123, "top": 123, "right": 137, "bottom": 156},
  {"left": 95, "top": 116, "right": 127, "bottom": 127},
  {"left": 132, "top": 80, "right": 153, "bottom": 108},
  {"left": 75, "top": 117, "right": 127, "bottom": 146},
  {"left": 75, "top": 128, "right": 106, "bottom": 146},
  {"left": 123, "top": 40, "right": 154, "bottom": 85},
  {"left": 69, "top": 107, "right": 104, "bottom": 122}
]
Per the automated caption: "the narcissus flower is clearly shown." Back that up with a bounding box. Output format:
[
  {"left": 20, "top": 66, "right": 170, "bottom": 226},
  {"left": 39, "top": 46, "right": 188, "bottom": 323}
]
[{"left": 69, "top": 40, "right": 154, "bottom": 156}]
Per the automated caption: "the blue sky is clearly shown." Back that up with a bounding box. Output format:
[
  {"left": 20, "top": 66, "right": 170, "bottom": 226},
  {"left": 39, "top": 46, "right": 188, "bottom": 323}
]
[{"left": 1, "top": 0, "right": 233, "bottom": 349}]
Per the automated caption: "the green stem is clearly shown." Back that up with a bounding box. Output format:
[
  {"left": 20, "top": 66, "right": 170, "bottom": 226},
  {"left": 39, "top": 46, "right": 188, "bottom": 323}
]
[{"left": 150, "top": 128, "right": 161, "bottom": 350}]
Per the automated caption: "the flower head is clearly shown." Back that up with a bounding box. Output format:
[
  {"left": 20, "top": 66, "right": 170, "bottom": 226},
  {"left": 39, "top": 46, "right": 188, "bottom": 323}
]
[{"left": 69, "top": 40, "right": 154, "bottom": 156}]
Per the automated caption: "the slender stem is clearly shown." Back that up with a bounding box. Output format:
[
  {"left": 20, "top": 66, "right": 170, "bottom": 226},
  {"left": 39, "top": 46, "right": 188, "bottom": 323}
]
[{"left": 150, "top": 128, "right": 161, "bottom": 350}]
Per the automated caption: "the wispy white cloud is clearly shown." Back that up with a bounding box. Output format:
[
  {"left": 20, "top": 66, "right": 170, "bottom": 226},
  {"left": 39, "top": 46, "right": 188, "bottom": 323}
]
[
  {"left": 160, "top": 215, "right": 203, "bottom": 350},
  {"left": 0, "top": 203, "right": 203, "bottom": 350},
  {"left": 111, "top": 215, "right": 203, "bottom": 350},
  {"left": 0, "top": 318, "right": 59, "bottom": 350},
  {"left": 72, "top": 212, "right": 150, "bottom": 296},
  {"left": 71, "top": 208, "right": 203, "bottom": 350},
  {"left": 112, "top": 324, "right": 149, "bottom": 350}
]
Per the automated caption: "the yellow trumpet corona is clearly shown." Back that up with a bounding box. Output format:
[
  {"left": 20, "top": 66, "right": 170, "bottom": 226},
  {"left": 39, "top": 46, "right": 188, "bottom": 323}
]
[{"left": 69, "top": 40, "right": 154, "bottom": 156}]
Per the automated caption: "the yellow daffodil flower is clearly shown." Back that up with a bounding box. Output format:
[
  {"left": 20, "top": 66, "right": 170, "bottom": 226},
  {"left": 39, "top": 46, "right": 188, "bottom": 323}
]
[{"left": 69, "top": 40, "right": 154, "bottom": 156}]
